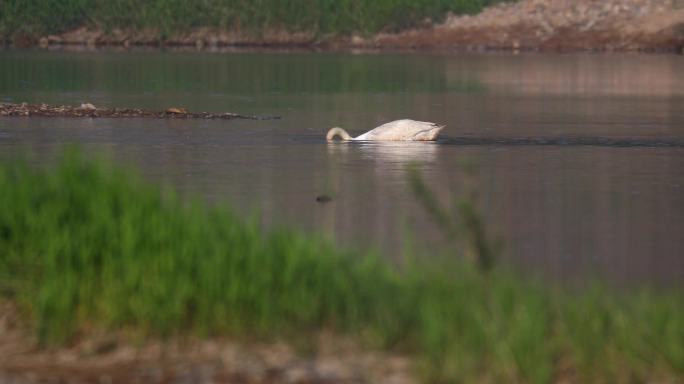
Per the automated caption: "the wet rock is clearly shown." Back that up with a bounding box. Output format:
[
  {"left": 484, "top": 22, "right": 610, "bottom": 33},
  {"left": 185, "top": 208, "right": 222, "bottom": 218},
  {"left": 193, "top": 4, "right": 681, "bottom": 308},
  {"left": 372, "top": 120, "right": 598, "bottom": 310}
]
[{"left": 165, "top": 107, "right": 188, "bottom": 114}]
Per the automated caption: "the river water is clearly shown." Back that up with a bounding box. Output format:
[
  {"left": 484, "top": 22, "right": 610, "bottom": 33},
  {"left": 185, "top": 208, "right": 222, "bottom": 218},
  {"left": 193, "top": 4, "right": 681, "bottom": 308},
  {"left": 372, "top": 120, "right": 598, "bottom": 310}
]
[{"left": 1, "top": 49, "right": 682, "bottom": 285}]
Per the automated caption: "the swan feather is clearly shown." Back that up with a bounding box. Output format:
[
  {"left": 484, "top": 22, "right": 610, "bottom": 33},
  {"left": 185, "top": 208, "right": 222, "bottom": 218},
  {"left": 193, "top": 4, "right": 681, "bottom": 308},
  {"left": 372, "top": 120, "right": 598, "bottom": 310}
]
[{"left": 327, "top": 119, "right": 444, "bottom": 142}]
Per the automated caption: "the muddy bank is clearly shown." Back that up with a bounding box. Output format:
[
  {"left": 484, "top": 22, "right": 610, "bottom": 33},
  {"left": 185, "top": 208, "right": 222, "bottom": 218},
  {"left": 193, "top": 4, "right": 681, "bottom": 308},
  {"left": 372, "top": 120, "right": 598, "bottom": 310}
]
[
  {"left": 0, "top": 302, "right": 412, "bottom": 384},
  {"left": 3, "top": 0, "right": 684, "bottom": 52},
  {"left": 0, "top": 338, "right": 412, "bottom": 383},
  {"left": 0, "top": 103, "right": 279, "bottom": 120}
]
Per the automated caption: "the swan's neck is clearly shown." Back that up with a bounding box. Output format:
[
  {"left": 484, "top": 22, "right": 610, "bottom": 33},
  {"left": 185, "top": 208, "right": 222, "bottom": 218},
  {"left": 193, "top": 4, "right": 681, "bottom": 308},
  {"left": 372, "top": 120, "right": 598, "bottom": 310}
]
[{"left": 326, "top": 127, "right": 353, "bottom": 141}]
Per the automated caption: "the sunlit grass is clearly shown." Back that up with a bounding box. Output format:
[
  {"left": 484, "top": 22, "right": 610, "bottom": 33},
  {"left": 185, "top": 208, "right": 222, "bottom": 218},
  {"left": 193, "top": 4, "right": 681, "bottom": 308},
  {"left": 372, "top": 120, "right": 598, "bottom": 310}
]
[
  {"left": 1, "top": 0, "right": 512, "bottom": 39},
  {"left": 0, "top": 150, "right": 682, "bottom": 382}
]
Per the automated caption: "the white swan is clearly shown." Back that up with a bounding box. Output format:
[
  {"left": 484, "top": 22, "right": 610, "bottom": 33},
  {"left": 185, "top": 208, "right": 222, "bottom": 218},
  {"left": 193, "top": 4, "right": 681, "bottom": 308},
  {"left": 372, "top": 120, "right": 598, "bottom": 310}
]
[{"left": 326, "top": 119, "right": 445, "bottom": 142}]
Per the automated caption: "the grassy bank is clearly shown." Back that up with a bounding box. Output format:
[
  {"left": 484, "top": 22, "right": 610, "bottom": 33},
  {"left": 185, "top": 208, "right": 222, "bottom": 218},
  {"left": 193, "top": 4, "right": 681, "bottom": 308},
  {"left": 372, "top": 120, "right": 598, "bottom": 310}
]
[
  {"left": 1, "top": 0, "right": 510, "bottom": 40},
  {"left": 0, "top": 150, "right": 682, "bottom": 382}
]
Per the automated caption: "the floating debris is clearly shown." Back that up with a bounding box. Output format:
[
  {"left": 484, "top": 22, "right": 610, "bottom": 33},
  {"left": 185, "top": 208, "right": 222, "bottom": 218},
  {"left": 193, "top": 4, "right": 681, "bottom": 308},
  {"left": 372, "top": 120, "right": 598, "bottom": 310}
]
[
  {"left": 0, "top": 102, "right": 280, "bottom": 120},
  {"left": 315, "top": 195, "right": 333, "bottom": 203}
]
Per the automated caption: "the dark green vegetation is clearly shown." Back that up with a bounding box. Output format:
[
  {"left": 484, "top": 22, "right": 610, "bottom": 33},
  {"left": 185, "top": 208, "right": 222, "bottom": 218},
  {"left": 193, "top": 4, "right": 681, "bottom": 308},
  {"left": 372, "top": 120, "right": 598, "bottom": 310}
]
[
  {"left": 0, "top": 151, "right": 682, "bottom": 382},
  {"left": 1, "top": 0, "right": 510, "bottom": 40}
]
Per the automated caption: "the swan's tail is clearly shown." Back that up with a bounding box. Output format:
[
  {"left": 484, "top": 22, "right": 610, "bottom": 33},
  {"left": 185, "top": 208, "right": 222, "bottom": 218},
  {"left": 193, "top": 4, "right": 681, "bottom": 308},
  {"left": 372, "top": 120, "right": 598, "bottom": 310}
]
[{"left": 428, "top": 124, "right": 445, "bottom": 141}]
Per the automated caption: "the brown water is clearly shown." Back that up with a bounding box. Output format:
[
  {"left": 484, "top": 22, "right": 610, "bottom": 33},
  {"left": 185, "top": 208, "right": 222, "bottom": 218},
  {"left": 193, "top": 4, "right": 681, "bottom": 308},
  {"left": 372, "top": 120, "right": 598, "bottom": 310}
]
[{"left": 1, "top": 49, "right": 683, "bottom": 285}]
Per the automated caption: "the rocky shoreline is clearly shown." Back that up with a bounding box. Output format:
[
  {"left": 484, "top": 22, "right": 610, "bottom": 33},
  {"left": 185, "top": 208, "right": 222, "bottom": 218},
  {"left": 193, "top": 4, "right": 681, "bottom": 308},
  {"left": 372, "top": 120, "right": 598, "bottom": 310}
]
[
  {"left": 0, "top": 103, "right": 279, "bottom": 120},
  {"left": 3, "top": 0, "right": 684, "bottom": 52},
  {"left": 372, "top": 0, "right": 684, "bottom": 52}
]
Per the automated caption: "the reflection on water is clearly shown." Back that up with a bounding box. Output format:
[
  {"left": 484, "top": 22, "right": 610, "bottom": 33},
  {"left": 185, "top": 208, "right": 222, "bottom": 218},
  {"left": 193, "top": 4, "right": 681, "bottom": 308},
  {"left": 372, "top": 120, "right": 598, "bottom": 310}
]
[
  {"left": 329, "top": 141, "right": 439, "bottom": 166},
  {"left": 473, "top": 54, "right": 684, "bottom": 96},
  {"left": 0, "top": 50, "right": 683, "bottom": 285}
]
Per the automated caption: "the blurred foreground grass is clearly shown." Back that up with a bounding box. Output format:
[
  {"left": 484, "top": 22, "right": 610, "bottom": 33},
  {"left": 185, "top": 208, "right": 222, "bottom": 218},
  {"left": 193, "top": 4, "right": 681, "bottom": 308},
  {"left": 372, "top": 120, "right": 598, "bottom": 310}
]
[
  {"left": 1, "top": 0, "right": 511, "bottom": 39},
  {"left": 0, "top": 150, "right": 682, "bottom": 382}
]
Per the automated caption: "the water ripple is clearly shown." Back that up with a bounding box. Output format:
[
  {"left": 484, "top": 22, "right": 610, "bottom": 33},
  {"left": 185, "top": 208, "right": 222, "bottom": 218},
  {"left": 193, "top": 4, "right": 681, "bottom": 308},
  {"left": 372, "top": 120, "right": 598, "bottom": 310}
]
[{"left": 440, "top": 136, "right": 684, "bottom": 148}]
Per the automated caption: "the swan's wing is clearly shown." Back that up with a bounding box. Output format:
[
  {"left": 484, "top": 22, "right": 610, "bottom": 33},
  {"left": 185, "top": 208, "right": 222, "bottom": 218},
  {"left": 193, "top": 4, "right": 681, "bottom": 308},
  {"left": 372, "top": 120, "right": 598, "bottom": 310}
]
[{"left": 355, "top": 119, "right": 444, "bottom": 141}]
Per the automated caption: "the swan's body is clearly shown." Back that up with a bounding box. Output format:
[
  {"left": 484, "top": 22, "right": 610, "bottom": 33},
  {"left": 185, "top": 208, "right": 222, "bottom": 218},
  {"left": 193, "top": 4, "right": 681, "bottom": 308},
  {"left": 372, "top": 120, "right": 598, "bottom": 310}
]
[{"left": 326, "top": 119, "right": 445, "bottom": 142}]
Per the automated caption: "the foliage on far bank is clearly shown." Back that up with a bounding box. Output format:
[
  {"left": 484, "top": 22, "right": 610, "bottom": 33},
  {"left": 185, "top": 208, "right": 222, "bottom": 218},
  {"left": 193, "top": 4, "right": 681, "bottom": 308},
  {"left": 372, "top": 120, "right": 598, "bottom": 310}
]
[
  {"left": 0, "top": 150, "right": 682, "bottom": 382},
  {"left": 0, "top": 0, "right": 512, "bottom": 40}
]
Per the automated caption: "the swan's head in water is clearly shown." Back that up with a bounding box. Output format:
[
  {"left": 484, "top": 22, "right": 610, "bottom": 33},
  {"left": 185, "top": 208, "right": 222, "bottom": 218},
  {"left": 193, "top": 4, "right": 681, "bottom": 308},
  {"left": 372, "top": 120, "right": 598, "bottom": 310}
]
[{"left": 326, "top": 127, "right": 353, "bottom": 142}]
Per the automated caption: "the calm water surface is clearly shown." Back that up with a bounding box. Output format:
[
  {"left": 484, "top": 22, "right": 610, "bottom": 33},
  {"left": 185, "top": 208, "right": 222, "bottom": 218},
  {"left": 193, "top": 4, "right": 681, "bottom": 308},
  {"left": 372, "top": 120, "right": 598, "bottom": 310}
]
[{"left": 1, "top": 50, "right": 683, "bottom": 285}]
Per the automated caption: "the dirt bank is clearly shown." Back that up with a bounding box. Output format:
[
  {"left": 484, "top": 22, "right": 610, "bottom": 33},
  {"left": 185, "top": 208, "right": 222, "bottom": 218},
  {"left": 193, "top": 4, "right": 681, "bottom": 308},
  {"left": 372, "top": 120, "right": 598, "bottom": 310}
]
[
  {"left": 369, "top": 0, "right": 684, "bottom": 52},
  {"left": 5, "top": 0, "right": 684, "bottom": 52},
  {"left": 0, "top": 303, "right": 413, "bottom": 384}
]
